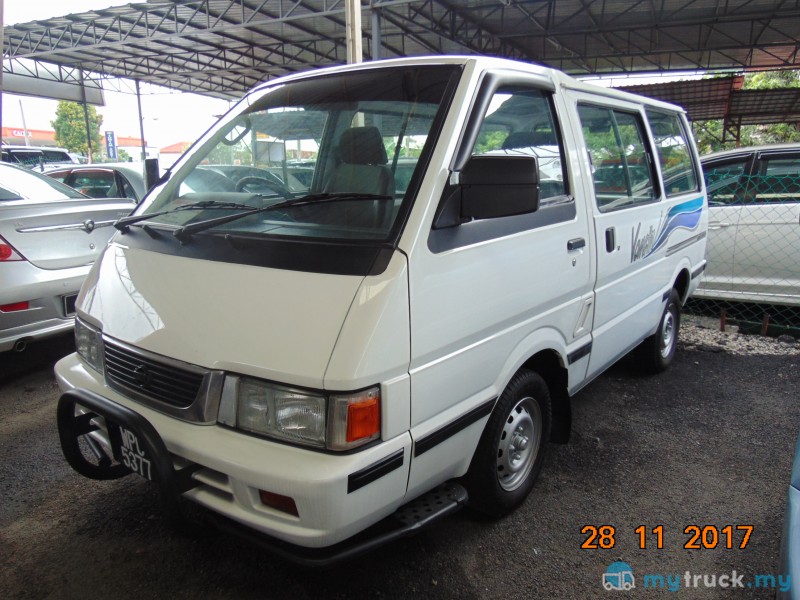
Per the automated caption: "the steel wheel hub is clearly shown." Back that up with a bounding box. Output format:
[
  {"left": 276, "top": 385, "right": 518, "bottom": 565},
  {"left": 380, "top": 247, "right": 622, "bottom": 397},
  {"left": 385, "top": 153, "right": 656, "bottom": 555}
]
[
  {"left": 660, "top": 309, "right": 676, "bottom": 358},
  {"left": 496, "top": 396, "right": 542, "bottom": 492}
]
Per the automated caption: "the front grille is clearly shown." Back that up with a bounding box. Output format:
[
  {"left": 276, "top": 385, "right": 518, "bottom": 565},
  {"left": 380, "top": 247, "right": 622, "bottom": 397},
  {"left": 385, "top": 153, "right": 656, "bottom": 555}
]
[{"left": 103, "top": 339, "right": 205, "bottom": 408}]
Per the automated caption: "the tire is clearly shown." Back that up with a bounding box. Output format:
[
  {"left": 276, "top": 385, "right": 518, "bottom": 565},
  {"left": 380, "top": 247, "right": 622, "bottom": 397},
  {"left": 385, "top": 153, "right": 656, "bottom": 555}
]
[
  {"left": 634, "top": 288, "right": 681, "bottom": 374},
  {"left": 466, "top": 368, "right": 551, "bottom": 518}
]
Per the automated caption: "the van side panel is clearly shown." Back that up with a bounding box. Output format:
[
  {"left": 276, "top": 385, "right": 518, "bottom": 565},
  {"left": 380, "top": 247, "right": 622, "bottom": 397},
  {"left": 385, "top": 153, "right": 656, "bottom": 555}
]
[
  {"left": 567, "top": 93, "right": 706, "bottom": 379},
  {"left": 406, "top": 207, "right": 592, "bottom": 495},
  {"left": 588, "top": 202, "right": 677, "bottom": 376}
]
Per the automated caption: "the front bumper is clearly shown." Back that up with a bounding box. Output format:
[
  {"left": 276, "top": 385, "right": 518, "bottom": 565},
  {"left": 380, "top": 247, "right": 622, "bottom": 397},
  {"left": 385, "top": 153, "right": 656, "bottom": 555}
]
[{"left": 54, "top": 353, "right": 421, "bottom": 550}]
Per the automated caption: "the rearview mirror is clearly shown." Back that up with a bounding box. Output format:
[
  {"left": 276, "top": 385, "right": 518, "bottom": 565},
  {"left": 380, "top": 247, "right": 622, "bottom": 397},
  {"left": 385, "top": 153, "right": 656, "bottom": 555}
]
[{"left": 433, "top": 155, "right": 540, "bottom": 228}]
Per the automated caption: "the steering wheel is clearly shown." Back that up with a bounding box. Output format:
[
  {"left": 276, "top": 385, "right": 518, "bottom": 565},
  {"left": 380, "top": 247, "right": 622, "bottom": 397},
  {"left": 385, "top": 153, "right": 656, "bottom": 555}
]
[{"left": 235, "top": 176, "right": 292, "bottom": 197}]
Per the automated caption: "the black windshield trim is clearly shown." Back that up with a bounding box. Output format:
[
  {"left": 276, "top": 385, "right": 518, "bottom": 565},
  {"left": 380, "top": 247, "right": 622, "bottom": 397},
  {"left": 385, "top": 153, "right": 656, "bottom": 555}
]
[{"left": 118, "top": 227, "right": 395, "bottom": 276}]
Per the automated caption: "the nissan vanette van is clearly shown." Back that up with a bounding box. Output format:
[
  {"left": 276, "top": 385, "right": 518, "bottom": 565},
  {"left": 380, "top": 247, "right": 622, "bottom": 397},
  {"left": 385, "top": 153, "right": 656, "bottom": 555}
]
[{"left": 55, "top": 56, "right": 707, "bottom": 562}]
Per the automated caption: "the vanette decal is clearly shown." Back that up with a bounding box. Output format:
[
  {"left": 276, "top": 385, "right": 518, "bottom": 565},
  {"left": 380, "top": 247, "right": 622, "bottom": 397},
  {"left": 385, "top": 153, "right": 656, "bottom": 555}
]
[
  {"left": 630, "top": 196, "right": 705, "bottom": 263},
  {"left": 631, "top": 223, "right": 657, "bottom": 263}
]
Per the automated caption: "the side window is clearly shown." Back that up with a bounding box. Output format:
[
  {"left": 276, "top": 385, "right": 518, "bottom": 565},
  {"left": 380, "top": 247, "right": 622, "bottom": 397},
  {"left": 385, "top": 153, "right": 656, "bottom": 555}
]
[
  {"left": 754, "top": 156, "right": 800, "bottom": 204},
  {"left": 118, "top": 175, "right": 138, "bottom": 200},
  {"left": 0, "top": 185, "right": 22, "bottom": 201},
  {"left": 471, "top": 86, "right": 567, "bottom": 202},
  {"left": 645, "top": 109, "right": 699, "bottom": 196},
  {"left": 702, "top": 158, "right": 750, "bottom": 206},
  {"left": 42, "top": 150, "right": 72, "bottom": 163},
  {"left": 47, "top": 170, "right": 70, "bottom": 184},
  {"left": 578, "top": 105, "right": 657, "bottom": 212}
]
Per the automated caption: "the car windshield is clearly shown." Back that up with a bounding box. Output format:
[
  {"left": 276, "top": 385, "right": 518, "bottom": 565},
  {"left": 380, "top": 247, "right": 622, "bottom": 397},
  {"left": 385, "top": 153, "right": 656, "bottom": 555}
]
[{"left": 137, "top": 65, "right": 460, "bottom": 241}]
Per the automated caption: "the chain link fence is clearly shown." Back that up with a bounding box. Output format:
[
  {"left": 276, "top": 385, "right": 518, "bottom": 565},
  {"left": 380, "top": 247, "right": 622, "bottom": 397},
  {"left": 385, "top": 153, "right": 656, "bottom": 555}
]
[{"left": 686, "top": 157, "right": 800, "bottom": 337}]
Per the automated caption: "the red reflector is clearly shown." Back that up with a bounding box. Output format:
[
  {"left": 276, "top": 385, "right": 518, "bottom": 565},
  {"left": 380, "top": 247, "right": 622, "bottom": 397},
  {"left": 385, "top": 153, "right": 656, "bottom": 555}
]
[
  {"left": 0, "top": 244, "right": 16, "bottom": 261},
  {"left": 259, "top": 490, "right": 299, "bottom": 517},
  {"left": 0, "top": 301, "right": 30, "bottom": 312},
  {"left": 346, "top": 398, "right": 380, "bottom": 442}
]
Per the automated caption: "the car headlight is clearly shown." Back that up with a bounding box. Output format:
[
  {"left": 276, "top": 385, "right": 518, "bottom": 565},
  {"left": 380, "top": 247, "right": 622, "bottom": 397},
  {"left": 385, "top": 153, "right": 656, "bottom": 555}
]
[
  {"left": 218, "top": 376, "right": 380, "bottom": 451},
  {"left": 74, "top": 317, "right": 104, "bottom": 374}
]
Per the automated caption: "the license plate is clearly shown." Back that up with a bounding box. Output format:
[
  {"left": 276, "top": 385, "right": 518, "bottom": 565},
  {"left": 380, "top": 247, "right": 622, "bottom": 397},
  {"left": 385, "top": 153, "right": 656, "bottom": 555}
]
[
  {"left": 63, "top": 293, "right": 78, "bottom": 316},
  {"left": 116, "top": 426, "right": 153, "bottom": 480}
]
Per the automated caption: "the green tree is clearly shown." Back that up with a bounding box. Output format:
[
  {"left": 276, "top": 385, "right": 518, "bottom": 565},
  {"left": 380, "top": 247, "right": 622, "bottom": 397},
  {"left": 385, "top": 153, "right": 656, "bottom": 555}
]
[
  {"left": 51, "top": 101, "right": 103, "bottom": 156},
  {"left": 744, "top": 70, "right": 800, "bottom": 89}
]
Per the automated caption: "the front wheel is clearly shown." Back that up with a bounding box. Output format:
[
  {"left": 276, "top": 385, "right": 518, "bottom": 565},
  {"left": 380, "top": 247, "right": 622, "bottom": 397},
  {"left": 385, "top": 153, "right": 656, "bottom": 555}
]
[
  {"left": 465, "top": 369, "right": 551, "bottom": 518},
  {"left": 634, "top": 288, "right": 681, "bottom": 374}
]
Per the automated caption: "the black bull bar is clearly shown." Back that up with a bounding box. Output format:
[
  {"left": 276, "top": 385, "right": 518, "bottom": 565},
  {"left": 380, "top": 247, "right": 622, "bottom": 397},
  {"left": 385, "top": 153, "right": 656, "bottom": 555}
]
[{"left": 56, "top": 389, "right": 200, "bottom": 520}]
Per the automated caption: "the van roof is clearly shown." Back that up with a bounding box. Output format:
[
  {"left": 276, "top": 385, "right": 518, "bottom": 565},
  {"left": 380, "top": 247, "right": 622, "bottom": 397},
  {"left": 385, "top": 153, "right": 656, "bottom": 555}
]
[{"left": 249, "top": 55, "right": 687, "bottom": 116}]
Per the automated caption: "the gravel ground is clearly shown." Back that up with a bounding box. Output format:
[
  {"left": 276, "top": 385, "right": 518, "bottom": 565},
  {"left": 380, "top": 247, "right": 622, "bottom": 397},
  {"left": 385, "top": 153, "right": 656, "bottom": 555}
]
[
  {"left": 681, "top": 314, "right": 800, "bottom": 356},
  {"left": 1, "top": 323, "right": 799, "bottom": 599}
]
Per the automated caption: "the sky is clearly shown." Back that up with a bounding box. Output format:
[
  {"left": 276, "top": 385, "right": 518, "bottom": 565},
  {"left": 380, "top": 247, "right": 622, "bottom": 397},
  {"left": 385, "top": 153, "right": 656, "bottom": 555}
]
[{"left": 2, "top": 1, "right": 232, "bottom": 153}]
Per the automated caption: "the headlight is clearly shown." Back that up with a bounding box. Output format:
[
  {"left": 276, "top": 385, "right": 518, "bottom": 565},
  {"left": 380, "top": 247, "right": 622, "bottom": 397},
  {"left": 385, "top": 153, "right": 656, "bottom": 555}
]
[
  {"left": 219, "top": 376, "right": 380, "bottom": 451},
  {"left": 237, "top": 378, "right": 327, "bottom": 447},
  {"left": 74, "top": 318, "right": 104, "bottom": 374}
]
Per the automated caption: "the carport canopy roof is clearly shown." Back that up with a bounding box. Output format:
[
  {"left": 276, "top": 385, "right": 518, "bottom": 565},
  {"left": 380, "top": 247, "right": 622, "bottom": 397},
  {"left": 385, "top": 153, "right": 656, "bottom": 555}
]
[{"left": 3, "top": 0, "right": 800, "bottom": 125}]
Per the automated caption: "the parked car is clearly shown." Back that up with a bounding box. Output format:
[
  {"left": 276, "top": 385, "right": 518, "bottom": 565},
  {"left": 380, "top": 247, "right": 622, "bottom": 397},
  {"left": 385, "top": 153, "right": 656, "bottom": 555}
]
[
  {"left": 1, "top": 145, "right": 77, "bottom": 171},
  {"left": 46, "top": 163, "right": 311, "bottom": 202},
  {"left": 697, "top": 144, "right": 800, "bottom": 305},
  {"left": 46, "top": 163, "right": 147, "bottom": 201},
  {"left": 0, "top": 163, "right": 135, "bottom": 352}
]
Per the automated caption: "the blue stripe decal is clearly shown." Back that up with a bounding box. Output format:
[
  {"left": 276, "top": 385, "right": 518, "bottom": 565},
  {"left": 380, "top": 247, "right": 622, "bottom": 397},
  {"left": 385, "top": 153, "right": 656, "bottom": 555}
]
[{"left": 645, "top": 196, "right": 705, "bottom": 260}]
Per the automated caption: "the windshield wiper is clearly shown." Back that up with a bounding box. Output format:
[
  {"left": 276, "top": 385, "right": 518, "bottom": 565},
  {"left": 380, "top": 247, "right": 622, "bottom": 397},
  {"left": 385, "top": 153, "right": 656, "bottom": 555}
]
[
  {"left": 172, "top": 192, "right": 392, "bottom": 241},
  {"left": 114, "top": 200, "right": 259, "bottom": 232}
]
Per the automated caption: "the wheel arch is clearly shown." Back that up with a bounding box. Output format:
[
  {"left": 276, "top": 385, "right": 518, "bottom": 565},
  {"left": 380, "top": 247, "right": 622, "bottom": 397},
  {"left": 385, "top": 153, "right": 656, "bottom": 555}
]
[
  {"left": 673, "top": 266, "right": 691, "bottom": 303},
  {"left": 521, "top": 349, "right": 571, "bottom": 444}
]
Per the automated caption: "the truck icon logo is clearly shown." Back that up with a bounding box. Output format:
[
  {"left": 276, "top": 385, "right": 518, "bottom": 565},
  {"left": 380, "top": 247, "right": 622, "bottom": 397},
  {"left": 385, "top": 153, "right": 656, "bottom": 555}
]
[{"left": 603, "top": 561, "right": 635, "bottom": 591}]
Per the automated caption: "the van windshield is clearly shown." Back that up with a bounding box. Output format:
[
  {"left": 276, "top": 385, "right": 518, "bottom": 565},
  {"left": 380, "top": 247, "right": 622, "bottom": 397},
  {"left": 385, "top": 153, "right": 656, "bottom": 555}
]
[{"left": 139, "top": 65, "right": 460, "bottom": 242}]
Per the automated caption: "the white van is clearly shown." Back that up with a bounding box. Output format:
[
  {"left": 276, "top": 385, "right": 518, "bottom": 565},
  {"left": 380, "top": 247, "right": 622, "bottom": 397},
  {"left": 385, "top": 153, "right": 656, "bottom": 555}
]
[{"left": 55, "top": 56, "right": 707, "bottom": 562}]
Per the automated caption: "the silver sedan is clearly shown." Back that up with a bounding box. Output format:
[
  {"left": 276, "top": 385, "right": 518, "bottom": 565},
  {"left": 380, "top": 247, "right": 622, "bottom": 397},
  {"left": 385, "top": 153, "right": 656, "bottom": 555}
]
[{"left": 0, "top": 163, "right": 135, "bottom": 352}]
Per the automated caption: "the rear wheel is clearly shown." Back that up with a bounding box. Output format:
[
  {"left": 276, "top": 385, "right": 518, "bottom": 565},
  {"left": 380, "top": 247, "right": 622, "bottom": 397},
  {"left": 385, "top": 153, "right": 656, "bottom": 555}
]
[
  {"left": 466, "top": 369, "right": 551, "bottom": 518},
  {"left": 634, "top": 288, "right": 681, "bottom": 373}
]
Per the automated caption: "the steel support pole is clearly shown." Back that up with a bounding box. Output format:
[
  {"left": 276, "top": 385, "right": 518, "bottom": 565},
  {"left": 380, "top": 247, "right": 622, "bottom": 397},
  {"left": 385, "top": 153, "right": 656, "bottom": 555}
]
[
  {"left": 371, "top": 4, "right": 381, "bottom": 61},
  {"left": 345, "top": 0, "right": 363, "bottom": 64},
  {"left": 79, "top": 70, "right": 93, "bottom": 163},
  {"left": 135, "top": 80, "right": 147, "bottom": 176}
]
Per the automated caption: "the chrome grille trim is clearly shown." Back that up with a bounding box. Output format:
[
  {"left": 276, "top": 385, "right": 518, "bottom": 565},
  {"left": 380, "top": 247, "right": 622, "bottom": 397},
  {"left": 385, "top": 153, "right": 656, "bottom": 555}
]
[{"left": 102, "top": 335, "right": 224, "bottom": 423}]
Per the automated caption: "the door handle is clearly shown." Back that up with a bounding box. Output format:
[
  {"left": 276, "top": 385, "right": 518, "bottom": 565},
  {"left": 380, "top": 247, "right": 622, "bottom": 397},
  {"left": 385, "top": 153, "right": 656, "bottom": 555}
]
[
  {"left": 605, "top": 227, "right": 616, "bottom": 253},
  {"left": 567, "top": 238, "right": 586, "bottom": 251},
  {"left": 708, "top": 222, "right": 731, "bottom": 230}
]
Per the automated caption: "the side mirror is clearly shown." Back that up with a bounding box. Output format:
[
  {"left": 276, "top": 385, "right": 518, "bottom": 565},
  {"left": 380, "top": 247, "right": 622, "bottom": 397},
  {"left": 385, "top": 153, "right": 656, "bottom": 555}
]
[
  {"left": 433, "top": 155, "right": 540, "bottom": 228},
  {"left": 144, "top": 158, "right": 160, "bottom": 191}
]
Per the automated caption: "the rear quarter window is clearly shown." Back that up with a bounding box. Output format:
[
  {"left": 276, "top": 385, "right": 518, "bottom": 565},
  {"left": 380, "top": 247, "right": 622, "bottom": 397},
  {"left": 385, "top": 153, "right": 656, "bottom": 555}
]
[{"left": 645, "top": 109, "right": 700, "bottom": 197}]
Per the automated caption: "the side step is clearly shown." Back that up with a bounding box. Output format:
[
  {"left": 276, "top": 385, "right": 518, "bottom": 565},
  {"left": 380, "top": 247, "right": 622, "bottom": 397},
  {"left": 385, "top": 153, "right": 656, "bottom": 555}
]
[{"left": 211, "top": 482, "right": 469, "bottom": 567}]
